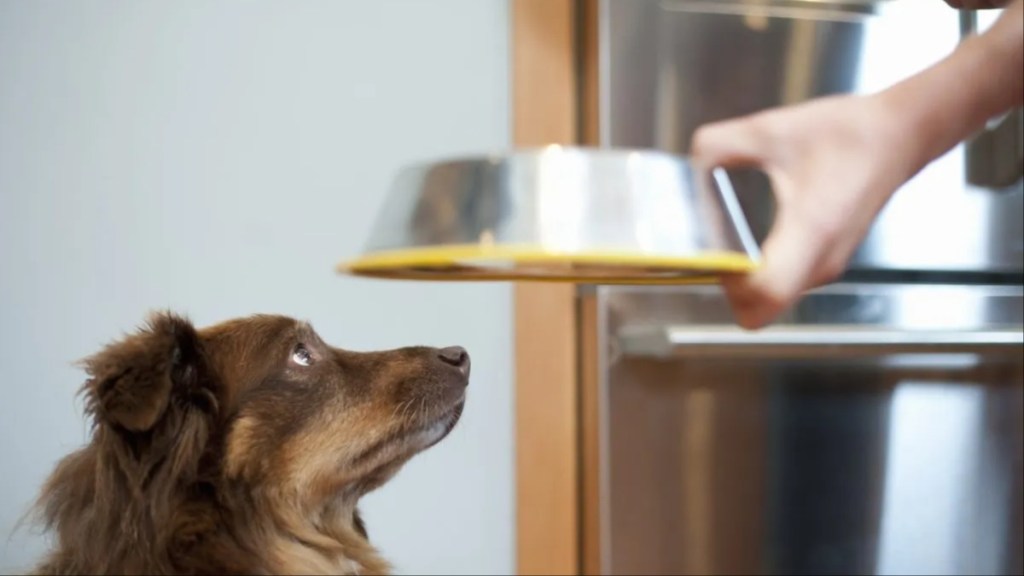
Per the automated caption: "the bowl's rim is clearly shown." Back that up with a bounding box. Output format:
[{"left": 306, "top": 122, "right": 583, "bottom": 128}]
[
  {"left": 392, "top": 145, "right": 696, "bottom": 175},
  {"left": 337, "top": 243, "right": 757, "bottom": 285}
]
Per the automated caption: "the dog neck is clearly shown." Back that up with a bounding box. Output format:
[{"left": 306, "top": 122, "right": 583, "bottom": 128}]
[{"left": 220, "top": 485, "right": 392, "bottom": 576}]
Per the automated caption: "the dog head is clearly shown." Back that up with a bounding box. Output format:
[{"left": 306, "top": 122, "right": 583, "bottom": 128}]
[{"left": 80, "top": 310, "right": 469, "bottom": 517}]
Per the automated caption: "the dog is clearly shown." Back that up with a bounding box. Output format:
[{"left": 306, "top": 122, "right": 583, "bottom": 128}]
[{"left": 28, "top": 311, "right": 469, "bottom": 575}]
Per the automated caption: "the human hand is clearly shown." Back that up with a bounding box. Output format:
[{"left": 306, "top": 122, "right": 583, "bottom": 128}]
[
  {"left": 692, "top": 0, "right": 1021, "bottom": 330},
  {"left": 692, "top": 94, "right": 918, "bottom": 329}
]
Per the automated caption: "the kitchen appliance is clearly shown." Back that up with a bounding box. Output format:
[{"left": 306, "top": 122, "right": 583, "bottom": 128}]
[
  {"left": 594, "top": 0, "right": 1024, "bottom": 574},
  {"left": 602, "top": 0, "right": 1023, "bottom": 277}
]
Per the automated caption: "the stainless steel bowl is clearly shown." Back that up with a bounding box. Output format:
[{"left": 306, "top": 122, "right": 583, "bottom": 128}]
[{"left": 338, "top": 146, "right": 761, "bottom": 284}]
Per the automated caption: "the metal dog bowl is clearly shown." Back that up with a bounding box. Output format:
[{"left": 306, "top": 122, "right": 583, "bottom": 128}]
[{"left": 338, "top": 146, "right": 761, "bottom": 284}]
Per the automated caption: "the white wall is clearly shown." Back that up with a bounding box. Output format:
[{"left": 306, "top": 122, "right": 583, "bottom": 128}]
[{"left": 0, "top": 2, "right": 513, "bottom": 574}]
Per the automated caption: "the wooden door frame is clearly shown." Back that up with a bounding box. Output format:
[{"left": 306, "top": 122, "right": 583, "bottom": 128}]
[{"left": 512, "top": 1, "right": 600, "bottom": 574}]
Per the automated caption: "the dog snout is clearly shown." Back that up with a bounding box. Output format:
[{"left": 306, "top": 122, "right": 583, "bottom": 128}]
[{"left": 437, "top": 346, "right": 470, "bottom": 380}]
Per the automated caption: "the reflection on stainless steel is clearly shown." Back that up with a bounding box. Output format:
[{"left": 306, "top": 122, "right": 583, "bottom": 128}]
[
  {"left": 960, "top": 10, "right": 1024, "bottom": 189},
  {"left": 363, "top": 148, "right": 754, "bottom": 256},
  {"left": 615, "top": 283, "right": 1024, "bottom": 357},
  {"left": 345, "top": 147, "right": 760, "bottom": 281},
  {"left": 597, "top": 283, "right": 1024, "bottom": 575},
  {"left": 618, "top": 325, "right": 1024, "bottom": 358},
  {"left": 966, "top": 108, "right": 1024, "bottom": 189},
  {"left": 602, "top": 0, "right": 1024, "bottom": 274},
  {"left": 593, "top": 1, "right": 1024, "bottom": 574}
]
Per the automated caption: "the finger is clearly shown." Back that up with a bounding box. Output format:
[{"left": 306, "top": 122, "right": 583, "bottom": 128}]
[{"left": 691, "top": 115, "right": 774, "bottom": 169}]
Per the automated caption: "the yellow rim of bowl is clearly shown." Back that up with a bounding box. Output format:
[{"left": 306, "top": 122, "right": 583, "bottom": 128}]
[{"left": 337, "top": 244, "right": 758, "bottom": 285}]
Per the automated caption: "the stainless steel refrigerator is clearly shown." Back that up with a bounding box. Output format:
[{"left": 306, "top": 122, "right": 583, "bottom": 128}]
[{"left": 590, "top": 1, "right": 1024, "bottom": 574}]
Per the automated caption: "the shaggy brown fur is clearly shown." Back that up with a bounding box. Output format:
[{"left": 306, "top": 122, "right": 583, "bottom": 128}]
[{"left": 29, "top": 311, "right": 470, "bottom": 575}]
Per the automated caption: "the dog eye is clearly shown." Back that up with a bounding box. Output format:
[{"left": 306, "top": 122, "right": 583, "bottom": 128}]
[{"left": 291, "top": 345, "right": 313, "bottom": 367}]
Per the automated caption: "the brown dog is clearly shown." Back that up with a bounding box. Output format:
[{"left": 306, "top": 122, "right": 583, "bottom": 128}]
[{"left": 29, "top": 311, "right": 469, "bottom": 575}]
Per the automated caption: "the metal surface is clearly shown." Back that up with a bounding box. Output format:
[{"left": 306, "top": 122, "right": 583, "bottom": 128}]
[
  {"left": 597, "top": 283, "right": 1024, "bottom": 575},
  {"left": 340, "top": 147, "right": 761, "bottom": 283},
  {"left": 601, "top": 0, "right": 1024, "bottom": 275},
  {"left": 618, "top": 325, "right": 1024, "bottom": 358},
  {"left": 965, "top": 108, "right": 1024, "bottom": 188},
  {"left": 593, "top": 3, "right": 1024, "bottom": 574},
  {"left": 961, "top": 10, "right": 1024, "bottom": 189}
]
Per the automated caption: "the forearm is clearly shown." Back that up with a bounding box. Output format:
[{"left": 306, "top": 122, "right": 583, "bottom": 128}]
[{"left": 878, "top": 0, "right": 1023, "bottom": 176}]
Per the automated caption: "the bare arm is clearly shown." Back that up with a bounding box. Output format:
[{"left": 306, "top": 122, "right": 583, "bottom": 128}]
[
  {"left": 692, "top": 0, "right": 1024, "bottom": 329},
  {"left": 888, "top": 0, "right": 1024, "bottom": 172}
]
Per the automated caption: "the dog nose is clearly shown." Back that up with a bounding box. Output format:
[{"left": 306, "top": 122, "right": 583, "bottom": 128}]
[{"left": 438, "top": 346, "right": 470, "bottom": 377}]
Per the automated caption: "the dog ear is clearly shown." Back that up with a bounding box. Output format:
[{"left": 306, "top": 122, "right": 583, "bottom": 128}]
[{"left": 83, "top": 311, "right": 213, "bottom": 432}]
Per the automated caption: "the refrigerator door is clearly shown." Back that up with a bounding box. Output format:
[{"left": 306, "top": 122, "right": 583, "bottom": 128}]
[
  {"left": 598, "top": 283, "right": 1024, "bottom": 575},
  {"left": 600, "top": 0, "right": 1024, "bottom": 275}
]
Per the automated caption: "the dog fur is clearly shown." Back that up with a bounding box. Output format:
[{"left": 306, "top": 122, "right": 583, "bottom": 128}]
[{"left": 29, "top": 311, "right": 470, "bottom": 575}]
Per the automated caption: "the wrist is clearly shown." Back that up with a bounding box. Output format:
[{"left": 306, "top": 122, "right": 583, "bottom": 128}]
[
  {"left": 861, "top": 91, "right": 932, "bottom": 193},
  {"left": 876, "top": 0, "right": 1023, "bottom": 172}
]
